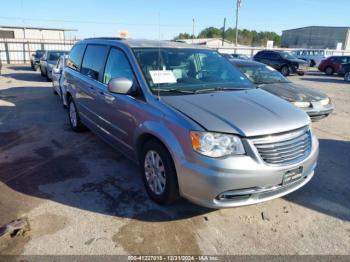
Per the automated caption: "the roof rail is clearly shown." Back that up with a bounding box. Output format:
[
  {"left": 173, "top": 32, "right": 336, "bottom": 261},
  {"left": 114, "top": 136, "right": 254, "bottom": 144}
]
[{"left": 83, "top": 37, "right": 125, "bottom": 41}]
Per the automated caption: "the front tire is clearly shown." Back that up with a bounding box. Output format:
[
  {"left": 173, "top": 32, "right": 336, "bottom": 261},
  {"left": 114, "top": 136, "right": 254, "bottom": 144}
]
[
  {"left": 310, "top": 60, "right": 316, "bottom": 67},
  {"left": 68, "top": 97, "right": 85, "bottom": 132},
  {"left": 345, "top": 72, "right": 350, "bottom": 82},
  {"left": 281, "top": 65, "right": 290, "bottom": 76},
  {"left": 141, "top": 140, "right": 180, "bottom": 205},
  {"left": 52, "top": 83, "right": 58, "bottom": 95},
  {"left": 40, "top": 66, "right": 45, "bottom": 76}
]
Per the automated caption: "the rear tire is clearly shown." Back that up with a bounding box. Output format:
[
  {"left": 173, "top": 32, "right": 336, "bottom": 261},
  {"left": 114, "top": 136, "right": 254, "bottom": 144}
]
[
  {"left": 325, "top": 66, "right": 334, "bottom": 75},
  {"left": 68, "top": 97, "right": 86, "bottom": 132},
  {"left": 141, "top": 139, "right": 180, "bottom": 205},
  {"left": 281, "top": 65, "right": 290, "bottom": 76}
]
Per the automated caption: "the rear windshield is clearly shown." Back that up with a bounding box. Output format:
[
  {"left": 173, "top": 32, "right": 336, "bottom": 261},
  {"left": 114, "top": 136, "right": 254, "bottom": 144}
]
[
  {"left": 34, "top": 51, "right": 44, "bottom": 58},
  {"left": 238, "top": 64, "right": 290, "bottom": 84},
  {"left": 48, "top": 52, "right": 67, "bottom": 61},
  {"left": 132, "top": 48, "right": 253, "bottom": 93}
]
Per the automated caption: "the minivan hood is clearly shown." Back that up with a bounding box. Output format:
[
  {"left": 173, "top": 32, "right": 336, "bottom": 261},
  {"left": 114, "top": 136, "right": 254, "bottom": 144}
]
[
  {"left": 261, "top": 82, "right": 328, "bottom": 102},
  {"left": 162, "top": 89, "right": 310, "bottom": 137}
]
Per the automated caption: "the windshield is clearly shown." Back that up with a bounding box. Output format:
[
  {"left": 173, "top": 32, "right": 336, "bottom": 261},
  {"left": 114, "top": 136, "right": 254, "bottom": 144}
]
[
  {"left": 238, "top": 64, "right": 290, "bottom": 84},
  {"left": 133, "top": 48, "right": 253, "bottom": 93},
  {"left": 280, "top": 51, "right": 297, "bottom": 60},
  {"left": 48, "top": 52, "right": 66, "bottom": 61}
]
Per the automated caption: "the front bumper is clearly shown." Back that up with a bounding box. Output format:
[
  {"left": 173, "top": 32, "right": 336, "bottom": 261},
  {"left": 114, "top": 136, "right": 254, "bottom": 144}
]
[
  {"left": 303, "top": 103, "right": 334, "bottom": 121},
  {"left": 177, "top": 133, "right": 319, "bottom": 208}
]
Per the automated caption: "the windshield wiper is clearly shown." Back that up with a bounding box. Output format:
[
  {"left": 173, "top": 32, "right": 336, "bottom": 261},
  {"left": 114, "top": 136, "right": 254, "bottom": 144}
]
[
  {"left": 152, "top": 88, "right": 196, "bottom": 94},
  {"left": 194, "top": 87, "right": 249, "bottom": 93}
]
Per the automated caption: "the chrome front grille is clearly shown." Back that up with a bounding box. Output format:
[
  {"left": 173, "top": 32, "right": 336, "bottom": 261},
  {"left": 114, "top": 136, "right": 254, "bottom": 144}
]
[{"left": 251, "top": 127, "right": 312, "bottom": 165}]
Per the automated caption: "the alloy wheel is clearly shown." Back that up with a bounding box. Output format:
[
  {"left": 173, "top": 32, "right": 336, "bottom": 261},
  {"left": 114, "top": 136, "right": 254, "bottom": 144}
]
[{"left": 144, "top": 150, "right": 166, "bottom": 195}]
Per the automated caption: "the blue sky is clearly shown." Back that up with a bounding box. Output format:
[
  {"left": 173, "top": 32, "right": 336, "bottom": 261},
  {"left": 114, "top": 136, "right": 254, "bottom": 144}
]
[{"left": 0, "top": 0, "right": 349, "bottom": 39}]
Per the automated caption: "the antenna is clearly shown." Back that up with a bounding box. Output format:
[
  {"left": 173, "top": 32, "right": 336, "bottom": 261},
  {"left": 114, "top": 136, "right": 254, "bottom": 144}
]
[
  {"left": 192, "top": 19, "right": 195, "bottom": 43},
  {"left": 157, "top": 12, "right": 161, "bottom": 100}
]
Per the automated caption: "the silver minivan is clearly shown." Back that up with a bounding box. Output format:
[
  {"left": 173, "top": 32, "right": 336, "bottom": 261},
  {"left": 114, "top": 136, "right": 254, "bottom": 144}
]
[{"left": 63, "top": 38, "right": 319, "bottom": 208}]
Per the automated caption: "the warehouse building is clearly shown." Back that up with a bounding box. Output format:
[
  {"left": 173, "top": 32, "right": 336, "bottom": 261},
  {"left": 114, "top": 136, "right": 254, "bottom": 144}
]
[
  {"left": 281, "top": 26, "right": 350, "bottom": 51},
  {"left": 0, "top": 25, "right": 77, "bottom": 40},
  {"left": 0, "top": 25, "right": 77, "bottom": 64}
]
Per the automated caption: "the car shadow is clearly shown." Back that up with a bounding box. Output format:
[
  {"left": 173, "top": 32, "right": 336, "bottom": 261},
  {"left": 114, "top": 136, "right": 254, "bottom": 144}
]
[
  {"left": 0, "top": 85, "right": 212, "bottom": 223},
  {"left": 1, "top": 73, "right": 48, "bottom": 83},
  {"left": 7, "top": 65, "right": 34, "bottom": 71},
  {"left": 299, "top": 77, "right": 345, "bottom": 84},
  {"left": 0, "top": 81, "right": 348, "bottom": 223},
  {"left": 284, "top": 139, "right": 350, "bottom": 221}
]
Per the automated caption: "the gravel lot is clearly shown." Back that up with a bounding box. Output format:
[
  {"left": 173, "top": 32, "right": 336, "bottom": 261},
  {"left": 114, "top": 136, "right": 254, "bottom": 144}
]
[{"left": 0, "top": 65, "right": 349, "bottom": 255}]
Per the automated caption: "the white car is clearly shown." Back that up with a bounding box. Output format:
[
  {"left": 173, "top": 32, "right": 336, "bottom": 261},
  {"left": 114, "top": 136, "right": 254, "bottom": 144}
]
[
  {"left": 52, "top": 55, "right": 68, "bottom": 107},
  {"left": 292, "top": 49, "right": 333, "bottom": 67}
]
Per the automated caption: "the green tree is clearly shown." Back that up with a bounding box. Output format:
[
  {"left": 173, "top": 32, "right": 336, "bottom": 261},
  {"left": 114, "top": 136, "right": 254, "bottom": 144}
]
[
  {"left": 191, "top": 26, "right": 281, "bottom": 47},
  {"left": 173, "top": 32, "right": 193, "bottom": 40},
  {"left": 197, "top": 27, "right": 223, "bottom": 38}
]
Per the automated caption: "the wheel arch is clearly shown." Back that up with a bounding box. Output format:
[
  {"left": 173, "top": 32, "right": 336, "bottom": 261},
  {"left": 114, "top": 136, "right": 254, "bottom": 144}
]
[{"left": 134, "top": 123, "right": 186, "bottom": 169}]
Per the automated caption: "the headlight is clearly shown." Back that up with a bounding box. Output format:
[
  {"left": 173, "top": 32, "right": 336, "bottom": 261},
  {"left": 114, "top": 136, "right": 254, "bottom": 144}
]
[
  {"left": 190, "top": 131, "right": 245, "bottom": 157},
  {"left": 320, "top": 97, "right": 330, "bottom": 105},
  {"left": 292, "top": 101, "right": 311, "bottom": 108}
]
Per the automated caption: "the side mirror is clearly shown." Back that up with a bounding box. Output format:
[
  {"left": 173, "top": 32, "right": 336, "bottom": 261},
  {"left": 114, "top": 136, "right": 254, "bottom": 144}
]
[{"left": 107, "top": 77, "right": 134, "bottom": 94}]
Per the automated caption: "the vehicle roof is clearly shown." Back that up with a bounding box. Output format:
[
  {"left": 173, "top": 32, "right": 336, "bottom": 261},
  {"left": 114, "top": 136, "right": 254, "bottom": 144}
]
[
  {"left": 80, "top": 37, "right": 209, "bottom": 49},
  {"left": 230, "top": 59, "right": 265, "bottom": 67},
  {"left": 257, "top": 50, "right": 287, "bottom": 54},
  {"left": 45, "top": 50, "right": 69, "bottom": 53}
]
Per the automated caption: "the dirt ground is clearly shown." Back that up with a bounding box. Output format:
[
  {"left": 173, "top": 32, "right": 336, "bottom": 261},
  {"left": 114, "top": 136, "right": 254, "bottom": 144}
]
[{"left": 0, "top": 65, "right": 349, "bottom": 255}]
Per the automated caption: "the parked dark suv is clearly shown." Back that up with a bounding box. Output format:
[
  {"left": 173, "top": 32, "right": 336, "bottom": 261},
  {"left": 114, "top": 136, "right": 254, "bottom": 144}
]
[
  {"left": 318, "top": 56, "right": 350, "bottom": 75},
  {"left": 253, "top": 50, "right": 308, "bottom": 76}
]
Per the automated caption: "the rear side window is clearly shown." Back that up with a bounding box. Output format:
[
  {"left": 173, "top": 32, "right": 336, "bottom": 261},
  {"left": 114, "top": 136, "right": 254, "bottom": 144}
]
[
  {"left": 67, "top": 44, "right": 85, "bottom": 71},
  {"left": 255, "top": 52, "right": 263, "bottom": 58},
  {"left": 259, "top": 52, "right": 269, "bottom": 59},
  {"left": 269, "top": 52, "right": 280, "bottom": 60},
  {"left": 81, "top": 45, "right": 108, "bottom": 81},
  {"left": 103, "top": 48, "right": 135, "bottom": 84}
]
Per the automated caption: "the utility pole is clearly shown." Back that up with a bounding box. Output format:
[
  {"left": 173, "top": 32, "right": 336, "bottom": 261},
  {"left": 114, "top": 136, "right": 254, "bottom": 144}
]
[
  {"left": 222, "top": 17, "right": 226, "bottom": 46},
  {"left": 192, "top": 18, "right": 195, "bottom": 43},
  {"left": 235, "top": 0, "right": 242, "bottom": 47}
]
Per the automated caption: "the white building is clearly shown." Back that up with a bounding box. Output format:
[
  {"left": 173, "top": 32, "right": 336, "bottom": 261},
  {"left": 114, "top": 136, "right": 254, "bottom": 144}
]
[
  {"left": 177, "top": 38, "right": 238, "bottom": 48},
  {"left": 0, "top": 25, "right": 77, "bottom": 40}
]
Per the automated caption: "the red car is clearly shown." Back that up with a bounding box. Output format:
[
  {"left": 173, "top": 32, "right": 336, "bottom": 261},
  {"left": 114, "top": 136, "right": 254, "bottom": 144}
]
[{"left": 318, "top": 56, "right": 350, "bottom": 75}]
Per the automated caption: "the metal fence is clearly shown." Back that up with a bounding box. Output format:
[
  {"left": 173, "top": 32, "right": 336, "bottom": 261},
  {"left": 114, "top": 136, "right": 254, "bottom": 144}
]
[
  {"left": 1, "top": 38, "right": 350, "bottom": 64},
  {"left": 216, "top": 46, "right": 350, "bottom": 57},
  {"left": 0, "top": 38, "right": 77, "bottom": 64}
]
